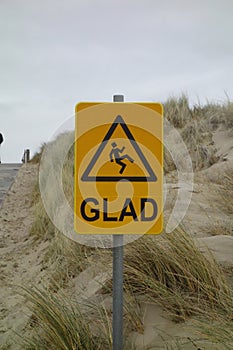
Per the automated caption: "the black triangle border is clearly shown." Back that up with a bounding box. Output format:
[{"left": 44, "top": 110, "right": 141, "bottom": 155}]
[{"left": 81, "top": 115, "right": 157, "bottom": 182}]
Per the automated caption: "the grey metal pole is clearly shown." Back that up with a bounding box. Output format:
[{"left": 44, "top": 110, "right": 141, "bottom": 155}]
[{"left": 112, "top": 94, "right": 124, "bottom": 350}]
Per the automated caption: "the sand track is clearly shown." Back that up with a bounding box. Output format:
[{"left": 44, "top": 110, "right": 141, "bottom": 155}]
[{"left": 0, "top": 164, "right": 49, "bottom": 349}]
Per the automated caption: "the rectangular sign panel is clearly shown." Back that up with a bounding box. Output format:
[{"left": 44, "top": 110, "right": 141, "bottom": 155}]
[{"left": 74, "top": 102, "right": 163, "bottom": 234}]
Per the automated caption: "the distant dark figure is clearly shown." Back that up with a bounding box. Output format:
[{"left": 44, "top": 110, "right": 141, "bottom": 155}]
[
  {"left": 0, "top": 133, "right": 3, "bottom": 164},
  {"left": 109, "top": 142, "right": 134, "bottom": 174},
  {"left": 22, "top": 149, "right": 30, "bottom": 163}
]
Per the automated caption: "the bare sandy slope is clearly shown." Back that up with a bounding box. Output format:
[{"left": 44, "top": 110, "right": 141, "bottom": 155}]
[{"left": 164, "top": 127, "right": 233, "bottom": 238}]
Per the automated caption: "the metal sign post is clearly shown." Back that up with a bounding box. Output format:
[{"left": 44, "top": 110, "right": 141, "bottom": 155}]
[
  {"left": 112, "top": 94, "right": 124, "bottom": 350},
  {"left": 74, "top": 96, "right": 163, "bottom": 349}
]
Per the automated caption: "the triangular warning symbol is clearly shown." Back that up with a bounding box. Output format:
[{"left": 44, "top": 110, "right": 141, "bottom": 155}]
[{"left": 81, "top": 115, "right": 157, "bottom": 182}]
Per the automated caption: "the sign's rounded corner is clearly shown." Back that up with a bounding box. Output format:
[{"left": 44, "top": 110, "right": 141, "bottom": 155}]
[
  {"left": 75, "top": 102, "right": 87, "bottom": 113},
  {"left": 135, "top": 102, "right": 163, "bottom": 116},
  {"left": 157, "top": 102, "right": 163, "bottom": 116}
]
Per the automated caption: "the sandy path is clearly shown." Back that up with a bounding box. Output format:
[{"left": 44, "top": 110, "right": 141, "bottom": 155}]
[{"left": 0, "top": 164, "right": 48, "bottom": 349}]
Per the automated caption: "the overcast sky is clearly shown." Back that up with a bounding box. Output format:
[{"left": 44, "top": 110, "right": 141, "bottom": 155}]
[{"left": 0, "top": 0, "right": 232, "bottom": 162}]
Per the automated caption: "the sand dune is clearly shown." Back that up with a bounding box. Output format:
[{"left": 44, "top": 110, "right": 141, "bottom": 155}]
[{"left": 0, "top": 121, "right": 232, "bottom": 349}]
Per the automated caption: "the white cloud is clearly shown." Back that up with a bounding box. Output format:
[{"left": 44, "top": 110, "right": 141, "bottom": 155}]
[{"left": 0, "top": 0, "right": 232, "bottom": 161}]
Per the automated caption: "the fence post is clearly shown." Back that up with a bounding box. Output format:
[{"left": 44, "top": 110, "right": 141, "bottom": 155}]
[{"left": 22, "top": 149, "right": 30, "bottom": 163}]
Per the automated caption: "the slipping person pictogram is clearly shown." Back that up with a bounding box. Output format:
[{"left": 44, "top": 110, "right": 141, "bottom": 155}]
[
  {"left": 81, "top": 115, "right": 157, "bottom": 182},
  {"left": 110, "top": 142, "right": 134, "bottom": 174}
]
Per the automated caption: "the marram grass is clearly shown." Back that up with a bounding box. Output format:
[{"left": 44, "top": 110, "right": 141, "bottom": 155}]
[
  {"left": 19, "top": 286, "right": 106, "bottom": 350},
  {"left": 124, "top": 227, "right": 232, "bottom": 321}
]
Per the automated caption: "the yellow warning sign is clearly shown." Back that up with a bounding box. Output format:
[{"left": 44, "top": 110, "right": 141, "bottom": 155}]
[{"left": 74, "top": 102, "right": 163, "bottom": 234}]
